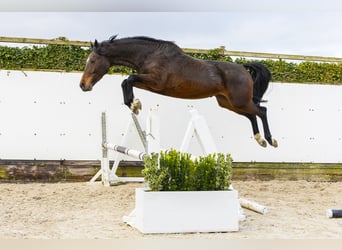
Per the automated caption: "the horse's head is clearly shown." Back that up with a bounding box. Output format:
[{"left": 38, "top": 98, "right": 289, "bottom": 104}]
[{"left": 80, "top": 40, "right": 111, "bottom": 91}]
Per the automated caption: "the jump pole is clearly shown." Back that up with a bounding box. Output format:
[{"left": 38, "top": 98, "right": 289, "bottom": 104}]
[
  {"left": 104, "top": 143, "right": 147, "bottom": 161},
  {"left": 239, "top": 198, "right": 268, "bottom": 215},
  {"left": 326, "top": 209, "right": 342, "bottom": 218}
]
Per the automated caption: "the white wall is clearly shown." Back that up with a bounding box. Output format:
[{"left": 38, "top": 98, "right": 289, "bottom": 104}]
[{"left": 1, "top": 70, "right": 342, "bottom": 163}]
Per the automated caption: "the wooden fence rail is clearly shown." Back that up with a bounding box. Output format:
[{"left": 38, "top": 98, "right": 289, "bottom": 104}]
[
  {"left": 0, "top": 36, "right": 89, "bottom": 47},
  {"left": 1, "top": 160, "right": 341, "bottom": 182},
  {"left": 1, "top": 36, "right": 342, "bottom": 63}
]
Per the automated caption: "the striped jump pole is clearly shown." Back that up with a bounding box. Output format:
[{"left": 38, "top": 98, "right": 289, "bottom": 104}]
[
  {"left": 326, "top": 209, "right": 342, "bottom": 218},
  {"left": 104, "top": 143, "right": 148, "bottom": 161}
]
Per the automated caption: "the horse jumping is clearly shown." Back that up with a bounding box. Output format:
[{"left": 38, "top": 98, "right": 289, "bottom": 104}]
[{"left": 80, "top": 35, "right": 277, "bottom": 147}]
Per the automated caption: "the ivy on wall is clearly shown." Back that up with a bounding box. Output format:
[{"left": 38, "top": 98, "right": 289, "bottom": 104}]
[
  {"left": 1, "top": 43, "right": 342, "bottom": 85},
  {"left": 0, "top": 44, "right": 89, "bottom": 71}
]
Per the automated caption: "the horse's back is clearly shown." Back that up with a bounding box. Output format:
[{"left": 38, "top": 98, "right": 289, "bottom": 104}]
[
  {"left": 146, "top": 48, "right": 220, "bottom": 81},
  {"left": 209, "top": 61, "right": 252, "bottom": 86}
]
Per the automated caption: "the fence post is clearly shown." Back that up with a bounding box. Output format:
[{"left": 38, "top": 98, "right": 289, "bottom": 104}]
[{"left": 101, "top": 112, "right": 112, "bottom": 186}]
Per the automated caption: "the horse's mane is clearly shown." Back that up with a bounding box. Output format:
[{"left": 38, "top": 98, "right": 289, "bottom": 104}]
[
  {"left": 106, "top": 35, "right": 179, "bottom": 49},
  {"left": 93, "top": 35, "right": 182, "bottom": 55},
  {"left": 127, "top": 36, "right": 176, "bottom": 45}
]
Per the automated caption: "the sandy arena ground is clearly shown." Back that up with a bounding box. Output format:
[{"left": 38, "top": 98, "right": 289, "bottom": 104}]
[{"left": 0, "top": 180, "right": 341, "bottom": 239}]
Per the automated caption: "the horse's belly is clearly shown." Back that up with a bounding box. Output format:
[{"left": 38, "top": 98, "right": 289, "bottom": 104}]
[{"left": 157, "top": 85, "right": 219, "bottom": 99}]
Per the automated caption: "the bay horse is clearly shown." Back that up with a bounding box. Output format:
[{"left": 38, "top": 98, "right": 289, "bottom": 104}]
[{"left": 80, "top": 35, "right": 277, "bottom": 147}]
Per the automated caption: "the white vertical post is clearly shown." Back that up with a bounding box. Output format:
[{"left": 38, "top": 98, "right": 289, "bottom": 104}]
[
  {"left": 101, "top": 112, "right": 113, "bottom": 186},
  {"left": 146, "top": 107, "right": 160, "bottom": 154}
]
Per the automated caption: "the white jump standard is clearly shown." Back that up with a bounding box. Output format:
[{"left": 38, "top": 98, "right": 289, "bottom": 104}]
[{"left": 90, "top": 110, "right": 159, "bottom": 186}]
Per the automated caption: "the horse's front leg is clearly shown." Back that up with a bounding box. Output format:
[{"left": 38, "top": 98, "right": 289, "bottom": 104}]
[
  {"left": 122, "top": 73, "right": 164, "bottom": 114},
  {"left": 121, "top": 78, "right": 142, "bottom": 115}
]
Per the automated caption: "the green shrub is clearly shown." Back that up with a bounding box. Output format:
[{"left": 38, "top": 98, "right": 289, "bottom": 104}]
[{"left": 142, "top": 149, "right": 233, "bottom": 191}]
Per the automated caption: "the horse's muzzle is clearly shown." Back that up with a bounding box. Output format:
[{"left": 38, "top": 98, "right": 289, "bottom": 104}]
[{"left": 80, "top": 82, "right": 92, "bottom": 92}]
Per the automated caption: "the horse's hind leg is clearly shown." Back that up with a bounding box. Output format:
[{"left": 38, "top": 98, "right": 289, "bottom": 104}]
[
  {"left": 246, "top": 104, "right": 277, "bottom": 148},
  {"left": 257, "top": 105, "right": 278, "bottom": 147},
  {"left": 216, "top": 95, "right": 266, "bottom": 147},
  {"left": 216, "top": 95, "right": 277, "bottom": 147},
  {"left": 245, "top": 114, "right": 267, "bottom": 147}
]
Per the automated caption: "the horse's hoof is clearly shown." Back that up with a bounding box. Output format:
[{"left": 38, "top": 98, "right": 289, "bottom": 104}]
[
  {"left": 130, "top": 98, "right": 142, "bottom": 115},
  {"left": 254, "top": 133, "right": 267, "bottom": 147},
  {"left": 271, "top": 139, "right": 278, "bottom": 148},
  {"left": 266, "top": 137, "right": 278, "bottom": 148},
  {"left": 259, "top": 140, "right": 267, "bottom": 147}
]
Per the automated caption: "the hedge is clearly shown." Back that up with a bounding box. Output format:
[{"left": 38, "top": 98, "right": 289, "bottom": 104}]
[
  {"left": 1, "top": 42, "right": 342, "bottom": 85},
  {"left": 142, "top": 149, "right": 233, "bottom": 191}
]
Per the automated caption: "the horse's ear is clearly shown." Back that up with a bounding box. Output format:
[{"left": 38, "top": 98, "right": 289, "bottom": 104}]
[
  {"left": 109, "top": 34, "right": 118, "bottom": 42},
  {"left": 90, "top": 40, "right": 98, "bottom": 49}
]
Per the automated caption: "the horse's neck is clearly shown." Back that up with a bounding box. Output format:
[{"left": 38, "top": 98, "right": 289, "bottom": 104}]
[{"left": 107, "top": 43, "right": 154, "bottom": 70}]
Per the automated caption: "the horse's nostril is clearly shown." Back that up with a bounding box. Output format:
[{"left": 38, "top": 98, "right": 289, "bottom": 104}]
[{"left": 80, "top": 83, "right": 86, "bottom": 91}]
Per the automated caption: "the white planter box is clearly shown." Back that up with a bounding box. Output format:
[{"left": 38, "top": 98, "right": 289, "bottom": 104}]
[{"left": 123, "top": 188, "right": 239, "bottom": 234}]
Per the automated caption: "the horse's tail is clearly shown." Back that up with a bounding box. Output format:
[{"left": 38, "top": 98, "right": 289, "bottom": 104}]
[{"left": 243, "top": 62, "right": 271, "bottom": 105}]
